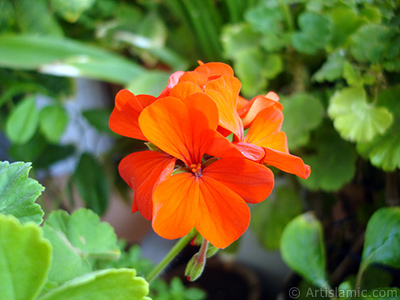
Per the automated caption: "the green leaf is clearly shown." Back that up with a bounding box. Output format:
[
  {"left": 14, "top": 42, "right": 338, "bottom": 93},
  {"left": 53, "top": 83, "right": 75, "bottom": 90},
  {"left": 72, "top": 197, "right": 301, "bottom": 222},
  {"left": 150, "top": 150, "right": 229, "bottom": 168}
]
[
  {"left": 359, "top": 207, "right": 400, "bottom": 278},
  {"left": 52, "top": 0, "right": 97, "bottom": 23},
  {"left": 313, "top": 52, "right": 346, "bottom": 82},
  {"left": 300, "top": 126, "right": 357, "bottom": 191},
  {"left": 281, "top": 212, "right": 330, "bottom": 288},
  {"left": 0, "top": 161, "right": 44, "bottom": 225},
  {"left": 43, "top": 209, "right": 120, "bottom": 284},
  {"left": 6, "top": 96, "right": 40, "bottom": 144},
  {"left": 244, "top": 2, "right": 284, "bottom": 35},
  {"left": 74, "top": 153, "right": 110, "bottom": 214},
  {"left": 342, "top": 61, "right": 364, "bottom": 87},
  {"left": 221, "top": 23, "right": 261, "bottom": 59},
  {"left": 252, "top": 185, "right": 302, "bottom": 250},
  {"left": 82, "top": 108, "right": 113, "bottom": 134},
  {"left": 39, "top": 105, "right": 69, "bottom": 143},
  {"left": 13, "top": 0, "right": 63, "bottom": 36},
  {"left": 234, "top": 48, "right": 267, "bottom": 97},
  {"left": 327, "top": 6, "right": 365, "bottom": 49},
  {"left": 38, "top": 269, "right": 150, "bottom": 300},
  {"left": 357, "top": 85, "right": 400, "bottom": 171},
  {"left": 262, "top": 53, "right": 283, "bottom": 79},
  {"left": 0, "top": 35, "right": 145, "bottom": 85},
  {"left": 280, "top": 93, "right": 324, "bottom": 150},
  {"left": 0, "top": 214, "right": 51, "bottom": 300},
  {"left": 328, "top": 87, "right": 393, "bottom": 143},
  {"left": 292, "top": 12, "right": 332, "bottom": 54},
  {"left": 351, "top": 24, "right": 399, "bottom": 63}
]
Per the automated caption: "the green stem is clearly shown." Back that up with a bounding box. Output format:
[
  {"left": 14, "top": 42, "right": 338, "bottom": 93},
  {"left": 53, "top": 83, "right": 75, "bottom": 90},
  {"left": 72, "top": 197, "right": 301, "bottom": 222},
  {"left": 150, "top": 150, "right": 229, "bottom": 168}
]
[{"left": 145, "top": 229, "right": 197, "bottom": 282}]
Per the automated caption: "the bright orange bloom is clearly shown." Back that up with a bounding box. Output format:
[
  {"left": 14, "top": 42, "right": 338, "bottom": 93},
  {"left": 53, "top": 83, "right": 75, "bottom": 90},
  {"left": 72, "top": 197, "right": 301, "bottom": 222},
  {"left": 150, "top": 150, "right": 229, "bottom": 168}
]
[
  {"left": 118, "top": 93, "right": 274, "bottom": 248},
  {"left": 159, "top": 62, "right": 310, "bottom": 179}
]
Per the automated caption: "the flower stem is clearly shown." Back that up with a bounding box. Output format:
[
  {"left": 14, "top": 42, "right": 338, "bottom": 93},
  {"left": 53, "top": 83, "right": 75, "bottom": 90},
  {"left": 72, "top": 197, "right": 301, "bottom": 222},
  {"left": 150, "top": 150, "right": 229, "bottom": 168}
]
[{"left": 145, "top": 229, "right": 197, "bottom": 283}]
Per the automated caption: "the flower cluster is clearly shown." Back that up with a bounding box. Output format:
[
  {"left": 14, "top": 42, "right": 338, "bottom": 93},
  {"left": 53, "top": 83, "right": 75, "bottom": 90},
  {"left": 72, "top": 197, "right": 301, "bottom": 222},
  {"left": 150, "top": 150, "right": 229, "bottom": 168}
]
[{"left": 109, "top": 62, "right": 310, "bottom": 249}]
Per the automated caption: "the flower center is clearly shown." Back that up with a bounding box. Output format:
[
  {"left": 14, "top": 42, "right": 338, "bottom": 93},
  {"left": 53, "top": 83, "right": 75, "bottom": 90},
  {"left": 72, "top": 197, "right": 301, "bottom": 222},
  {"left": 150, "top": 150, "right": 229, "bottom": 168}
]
[{"left": 189, "top": 163, "right": 202, "bottom": 177}]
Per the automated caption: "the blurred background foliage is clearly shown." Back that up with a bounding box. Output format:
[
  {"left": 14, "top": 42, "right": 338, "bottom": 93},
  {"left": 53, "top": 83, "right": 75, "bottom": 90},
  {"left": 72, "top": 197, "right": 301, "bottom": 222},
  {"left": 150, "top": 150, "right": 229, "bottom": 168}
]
[{"left": 0, "top": 0, "right": 399, "bottom": 294}]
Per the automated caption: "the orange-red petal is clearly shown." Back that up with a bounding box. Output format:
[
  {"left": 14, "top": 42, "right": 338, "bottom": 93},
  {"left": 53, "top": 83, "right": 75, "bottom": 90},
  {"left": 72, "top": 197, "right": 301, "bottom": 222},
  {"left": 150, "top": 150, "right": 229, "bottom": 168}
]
[
  {"left": 240, "top": 95, "right": 283, "bottom": 128},
  {"left": 152, "top": 173, "right": 200, "bottom": 239},
  {"left": 233, "top": 142, "right": 266, "bottom": 162},
  {"left": 244, "top": 104, "right": 284, "bottom": 146},
  {"left": 109, "top": 89, "right": 156, "bottom": 141},
  {"left": 119, "top": 151, "right": 176, "bottom": 220},
  {"left": 195, "top": 62, "right": 234, "bottom": 79},
  {"left": 203, "top": 157, "right": 274, "bottom": 204},
  {"left": 158, "top": 70, "right": 185, "bottom": 98},
  {"left": 204, "top": 76, "right": 243, "bottom": 140},
  {"left": 263, "top": 148, "right": 311, "bottom": 179},
  {"left": 139, "top": 95, "right": 220, "bottom": 165},
  {"left": 139, "top": 97, "right": 192, "bottom": 165},
  {"left": 179, "top": 71, "right": 208, "bottom": 88},
  {"left": 169, "top": 81, "right": 202, "bottom": 100},
  {"left": 196, "top": 176, "right": 250, "bottom": 248}
]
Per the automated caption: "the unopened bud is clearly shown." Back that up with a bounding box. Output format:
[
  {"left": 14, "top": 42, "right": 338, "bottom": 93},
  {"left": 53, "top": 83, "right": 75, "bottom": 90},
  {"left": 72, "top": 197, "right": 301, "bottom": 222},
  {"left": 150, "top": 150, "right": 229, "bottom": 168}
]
[{"left": 185, "top": 253, "right": 206, "bottom": 281}]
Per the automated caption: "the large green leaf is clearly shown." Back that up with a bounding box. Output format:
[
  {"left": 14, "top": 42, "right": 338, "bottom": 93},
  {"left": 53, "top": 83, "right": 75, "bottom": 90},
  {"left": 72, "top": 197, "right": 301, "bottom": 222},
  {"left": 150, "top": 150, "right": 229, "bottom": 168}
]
[
  {"left": 6, "top": 96, "right": 40, "bottom": 144},
  {"left": 0, "top": 214, "right": 51, "bottom": 300},
  {"left": 0, "top": 161, "right": 44, "bottom": 224},
  {"left": 358, "top": 207, "right": 400, "bottom": 280},
  {"left": 328, "top": 87, "right": 393, "bottom": 143},
  {"left": 43, "top": 209, "right": 120, "bottom": 284},
  {"left": 38, "top": 269, "right": 150, "bottom": 300},
  {"left": 74, "top": 153, "right": 110, "bottom": 214},
  {"left": 281, "top": 212, "right": 330, "bottom": 288},
  {"left": 252, "top": 185, "right": 302, "bottom": 250},
  {"left": 126, "top": 71, "right": 171, "bottom": 97},
  {"left": 291, "top": 12, "right": 332, "bottom": 54},
  {"left": 52, "top": 0, "right": 97, "bottom": 23},
  {"left": 0, "top": 35, "right": 145, "bottom": 85},
  {"left": 300, "top": 126, "right": 357, "bottom": 191},
  {"left": 280, "top": 93, "right": 324, "bottom": 150},
  {"left": 357, "top": 85, "right": 400, "bottom": 171},
  {"left": 39, "top": 105, "right": 69, "bottom": 143}
]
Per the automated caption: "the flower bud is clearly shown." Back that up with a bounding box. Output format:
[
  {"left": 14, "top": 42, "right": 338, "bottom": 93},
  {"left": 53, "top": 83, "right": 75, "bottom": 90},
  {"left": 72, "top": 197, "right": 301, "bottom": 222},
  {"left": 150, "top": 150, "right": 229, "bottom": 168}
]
[{"left": 185, "top": 253, "right": 206, "bottom": 282}]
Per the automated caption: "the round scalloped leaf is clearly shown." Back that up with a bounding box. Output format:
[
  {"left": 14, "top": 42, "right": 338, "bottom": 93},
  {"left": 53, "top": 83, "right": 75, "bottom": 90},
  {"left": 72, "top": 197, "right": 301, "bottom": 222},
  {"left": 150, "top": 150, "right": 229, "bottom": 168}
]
[
  {"left": 281, "top": 212, "right": 329, "bottom": 289},
  {"left": 291, "top": 12, "right": 332, "bottom": 54},
  {"left": 0, "top": 214, "right": 51, "bottom": 300},
  {"left": 251, "top": 185, "right": 302, "bottom": 250},
  {"left": 328, "top": 87, "right": 393, "bottom": 143},
  {"left": 38, "top": 269, "right": 150, "bottom": 300},
  {"left": 43, "top": 209, "right": 120, "bottom": 284},
  {"left": 300, "top": 126, "right": 357, "bottom": 191},
  {"left": 0, "top": 161, "right": 44, "bottom": 224},
  {"left": 356, "top": 85, "right": 400, "bottom": 171},
  {"left": 359, "top": 207, "right": 400, "bottom": 280},
  {"left": 281, "top": 93, "right": 324, "bottom": 150}
]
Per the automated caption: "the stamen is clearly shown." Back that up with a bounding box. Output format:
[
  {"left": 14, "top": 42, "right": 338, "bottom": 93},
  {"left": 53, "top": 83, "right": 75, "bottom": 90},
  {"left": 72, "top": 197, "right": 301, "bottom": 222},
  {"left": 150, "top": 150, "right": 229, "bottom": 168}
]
[{"left": 189, "top": 163, "right": 202, "bottom": 177}]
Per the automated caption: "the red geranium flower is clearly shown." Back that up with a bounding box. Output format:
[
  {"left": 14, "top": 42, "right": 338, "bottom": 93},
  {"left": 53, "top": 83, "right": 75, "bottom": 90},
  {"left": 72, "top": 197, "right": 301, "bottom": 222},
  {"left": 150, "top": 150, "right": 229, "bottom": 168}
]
[{"left": 117, "top": 94, "right": 274, "bottom": 248}]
